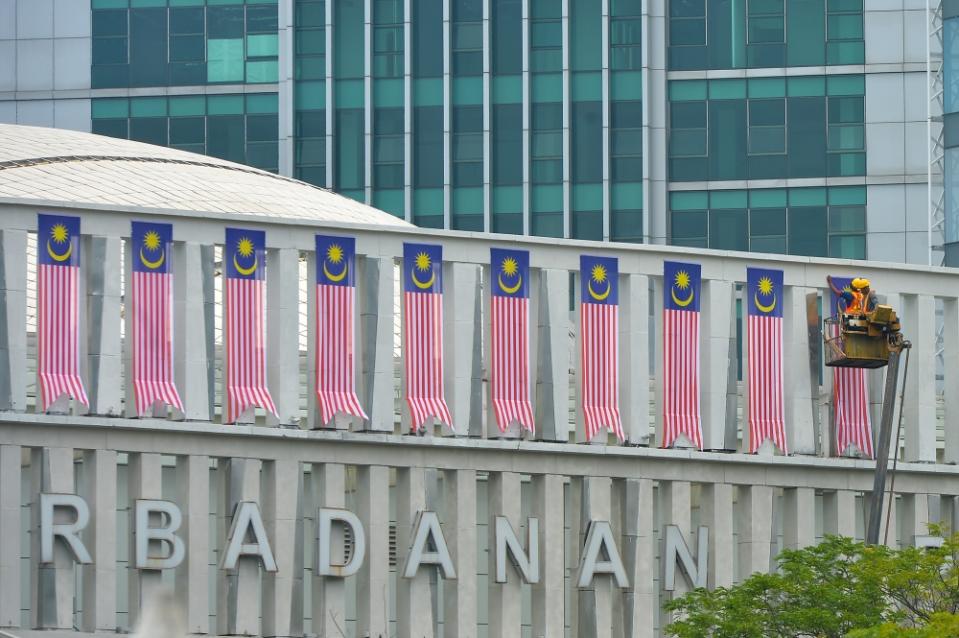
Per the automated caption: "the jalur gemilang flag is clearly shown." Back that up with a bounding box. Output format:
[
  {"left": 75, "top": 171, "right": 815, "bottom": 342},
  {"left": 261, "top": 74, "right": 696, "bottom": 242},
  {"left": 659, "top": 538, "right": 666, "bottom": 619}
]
[
  {"left": 490, "top": 247, "right": 535, "bottom": 434},
  {"left": 36, "top": 213, "right": 89, "bottom": 411},
  {"left": 130, "top": 221, "right": 183, "bottom": 415},
  {"left": 314, "top": 235, "right": 367, "bottom": 425},
  {"left": 223, "top": 228, "right": 277, "bottom": 424},
  {"left": 830, "top": 275, "right": 874, "bottom": 458},
  {"left": 580, "top": 255, "right": 624, "bottom": 442},
  {"left": 662, "top": 260, "right": 702, "bottom": 449},
  {"left": 746, "top": 267, "right": 787, "bottom": 454},
  {"left": 403, "top": 242, "right": 453, "bottom": 432}
]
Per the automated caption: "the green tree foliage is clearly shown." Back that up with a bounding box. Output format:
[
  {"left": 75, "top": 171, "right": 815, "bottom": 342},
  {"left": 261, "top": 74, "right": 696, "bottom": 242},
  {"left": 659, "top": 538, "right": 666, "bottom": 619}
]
[{"left": 664, "top": 529, "right": 959, "bottom": 638}]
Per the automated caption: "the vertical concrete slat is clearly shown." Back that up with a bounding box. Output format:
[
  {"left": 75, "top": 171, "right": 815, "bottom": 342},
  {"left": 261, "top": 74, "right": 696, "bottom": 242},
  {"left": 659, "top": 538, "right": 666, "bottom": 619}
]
[
  {"left": 444, "top": 263, "right": 482, "bottom": 437},
  {"left": 396, "top": 466, "right": 433, "bottom": 637},
  {"left": 822, "top": 489, "right": 857, "bottom": 537},
  {"left": 0, "top": 230, "right": 27, "bottom": 412},
  {"left": 217, "top": 459, "right": 263, "bottom": 636},
  {"left": 487, "top": 471, "right": 522, "bottom": 637},
  {"left": 81, "top": 449, "right": 116, "bottom": 633},
  {"left": 175, "top": 455, "right": 209, "bottom": 635},
  {"left": 783, "top": 487, "right": 816, "bottom": 550},
  {"left": 903, "top": 295, "right": 937, "bottom": 462},
  {"left": 700, "top": 483, "right": 734, "bottom": 588},
  {"left": 356, "top": 465, "right": 390, "bottom": 638},
  {"left": 359, "top": 257, "right": 397, "bottom": 433},
  {"left": 618, "top": 478, "right": 655, "bottom": 638},
  {"left": 660, "top": 478, "right": 692, "bottom": 623},
  {"left": 127, "top": 452, "right": 163, "bottom": 626},
  {"left": 576, "top": 476, "right": 614, "bottom": 637},
  {"left": 531, "top": 473, "right": 565, "bottom": 638},
  {"left": 0, "top": 445, "right": 21, "bottom": 628},
  {"left": 642, "top": 0, "right": 668, "bottom": 243},
  {"left": 621, "top": 274, "right": 651, "bottom": 445},
  {"left": 444, "top": 469, "right": 477, "bottom": 638},
  {"left": 312, "top": 463, "right": 346, "bottom": 638},
  {"left": 701, "top": 280, "right": 734, "bottom": 450},
  {"left": 535, "top": 268, "right": 571, "bottom": 442},
  {"left": 267, "top": 247, "right": 302, "bottom": 427},
  {"left": 944, "top": 298, "right": 959, "bottom": 463},
  {"left": 85, "top": 235, "right": 123, "bottom": 416},
  {"left": 277, "top": 0, "right": 295, "bottom": 176},
  {"left": 172, "top": 242, "right": 215, "bottom": 422},
  {"left": 30, "top": 447, "right": 76, "bottom": 630},
  {"left": 900, "top": 493, "right": 930, "bottom": 547},
  {"left": 263, "top": 459, "right": 303, "bottom": 637},
  {"left": 785, "top": 286, "right": 817, "bottom": 454},
  {"left": 737, "top": 485, "right": 774, "bottom": 579},
  {"left": 653, "top": 277, "right": 665, "bottom": 446}
]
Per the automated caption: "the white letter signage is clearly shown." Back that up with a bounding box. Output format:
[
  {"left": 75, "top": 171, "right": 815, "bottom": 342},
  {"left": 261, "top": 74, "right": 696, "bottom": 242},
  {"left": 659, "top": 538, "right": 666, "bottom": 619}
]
[
  {"left": 403, "top": 511, "right": 456, "bottom": 579},
  {"left": 221, "top": 501, "right": 277, "bottom": 572},
  {"left": 39, "top": 493, "right": 92, "bottom": 564},
  {"left": 317, "top": 507, "right": 366, "bottom": 577},
  {"left": 134, "top": 499, "right": 185, "bottom": 570},
  {"left": 576, "top": 520, "right": 629, "bottom": 588},
  {"left": 494, "top": 515, "right": 540, "bottom": 584}
]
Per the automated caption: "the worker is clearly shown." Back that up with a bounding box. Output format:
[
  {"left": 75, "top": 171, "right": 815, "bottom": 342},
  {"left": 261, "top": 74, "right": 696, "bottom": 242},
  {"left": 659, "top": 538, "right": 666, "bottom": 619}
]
[{"left": 827, "top": 276, "right": 877, "bottom": 317}]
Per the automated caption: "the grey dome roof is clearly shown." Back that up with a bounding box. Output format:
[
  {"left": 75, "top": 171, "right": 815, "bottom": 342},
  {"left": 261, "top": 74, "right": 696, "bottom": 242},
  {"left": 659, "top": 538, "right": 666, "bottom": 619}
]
[{"left": 0, "top": 124, "right": 411, "bottom": 228}]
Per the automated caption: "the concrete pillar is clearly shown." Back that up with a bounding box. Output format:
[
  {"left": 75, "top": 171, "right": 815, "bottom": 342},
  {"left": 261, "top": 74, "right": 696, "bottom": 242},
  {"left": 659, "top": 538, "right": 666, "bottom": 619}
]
[
  {"left": 653, "top": 277, "right": 665, "bottom": 446},
  {"left": 642, "top": 0, "right": 668, "bottom": 244},
  {"left": 783, "top": 487, "right": 816, "bottom": 550},
  {"left": 617, "top": 478, "right": 655, "bottom": 638},
  {"left": 902, "top": 295, "right": 937, "bottom": 462},
  {"left": 355, "top": 465, "right": 390, "bottom": 638},
  {"left": 311, "top": 463, "right": 346, "bottom": 638},
  {"left": 444, "top": 263, "right": 482, "bottom": 437},
  {"left": 81, "top": 450, "right": 117, "bottom": 632},
  {"left": 943, "top": 298, "right": 959, "bottom": 464},
  {"left": 621, "top": 274, "right": 651, "bottom": 445},
  {"left": 263, "top": 460, "right": 303, "bottom": 637},
  {"left": 172, "top": 242, "right": 215, "bottom": 421},
  {"left": 660, "top": 479, "right": 692, "bottom": 611},
  {"left": 0, "top": 445, "right": 21, "bottom": 628},
  {"left": 881, "top": 494, "right": 899, "bottom": 548},
  {"left": 444, "top": 469, "right": 477, "bottom": 638},
  {"left": 700, "top": 483, "right": 734, "bottom": 588},
  {"left": 487, "top": 472, "right": 522, "bottom": 637},
  {"left": 900, "top": 493, "right": 930, "bottom": 547},
  {"left": 823, "top": 489, "right": 857, "bottom": 538},
  {"left": 0, "top": 230, "right": 27, "bottom": 411},
  {"left": 573, "top": 476, "right": 615, "bottom": 637},
  {"left": 217, "top": 459, "right": 263, "bottom": 636},
  {"left": 267, "top": 248, "right": 302, "bottom": 427},
  {"left": 127, "top": 453, "right": 163, "bottom": 626},
  {"left": 535, "top": 268, "right": 571, "bottom": 442},
  {"left": 31, "top": 447, "right": 77, "bottom": 630},
  {"left": 85, "top": 236, "right": 122, "bottom": 416},
  {"left": 531, "top": 473, "right": 564, "bottom": 638},
  {"left": 277, "top": 0, "right": 294, "bottom": 176},
  {"left": 175, "top": 455, "right": 210, "bottom": 635},
  {"left": 396, "top": 467, "right": 434, "bottom": 637},
  {"left": 701, "top": 280, "right": 735, "bottom": 451},
  {"left": 737, "top": 485, "right": 773, "bottom": 579},
  {"left": 359, "top": 257, "right": 397, "bottom": 433},
  {"left": 784, "top": 286, "right": 817, "bottom": 454}
]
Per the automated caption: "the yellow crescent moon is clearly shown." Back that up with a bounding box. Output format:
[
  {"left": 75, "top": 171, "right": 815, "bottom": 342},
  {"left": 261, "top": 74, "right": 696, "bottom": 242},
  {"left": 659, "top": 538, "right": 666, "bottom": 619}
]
[
  {"left": 323, "top": 260, "right": 348, "bottom": 282},
  {"left": 411, "top": 267, "right": 436, "bottom": 290},
  {"left": 754, "top": 292, "right": 776, "bottom": 314},
  {"left": 498, "top": 273, "right": 522, "bottom": 295},
  {"left": 587, "top": 279, "right": 611, "bottom": 301},
  {"left": 233, "top": 253, "right": 258, "bottom": 277},
  {"left": 139, "top": 248, "right": 165, "bottom": 270},
  {"left": 46, "top": 239, "right": 72, "bottom": 263},
  {"left": 671, "top": 287, "right": 694, "bottom": 308}
]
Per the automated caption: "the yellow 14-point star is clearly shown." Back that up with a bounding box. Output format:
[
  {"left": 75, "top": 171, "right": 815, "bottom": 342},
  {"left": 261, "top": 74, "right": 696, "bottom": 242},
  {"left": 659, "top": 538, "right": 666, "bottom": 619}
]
[
  {"left": 415, "top": 251, "right": 431, "bottom": 271},
  {"left": 237, "top": 237, "right": 255, "bottom": 258},
  {"left": 591, "top": 264, "right": 607, "bottom": 283},
  {"left": 327, "top": 244, "right": 344, "bottom": 264},
  {"left": 143, "top": 230, "right": 161, "bottom": 251},
  {"left": 501, "top": 256, "right": 518, "bottom": 276},
  {"left": 758, "top": 276, "right": 774, "bottom": 296},
  {"left": 674, "top": 270, "right": 691, "bottom": 290},
  {"left": 51, "top": 223, "right": 69, "bottom": 244}
]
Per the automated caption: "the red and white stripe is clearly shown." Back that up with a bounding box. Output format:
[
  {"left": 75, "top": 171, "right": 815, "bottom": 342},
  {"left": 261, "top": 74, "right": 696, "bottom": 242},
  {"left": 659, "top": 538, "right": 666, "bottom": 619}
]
[
  {"left": 225, "top": 278, "right": 277, "bottom": 423},
  {"left": 662, "top": 308, "right": 702, "bottom": 449},
  {"left": 747, "top": 314, "right": 786, "bottom": 453},
  {"left": 315, "top": 284, "right": 367, "bottom": 424},
  {"left": 404, "top": 291, "right": 453, "bottom": 430},
  {"left": 131, "top": 270, "right": 183, "bottom": 415},
  {"left": 37, "top": 264, "right": 89, "bottom": 411},
  {"left": 490, "top": 295, "right": 535, "bottom": 434},
  {"left": 581, "top": 303, "right": 623, "bottom": 441},
  {"left": 835, "top": 367, "right": 873, "bottom": 458}
]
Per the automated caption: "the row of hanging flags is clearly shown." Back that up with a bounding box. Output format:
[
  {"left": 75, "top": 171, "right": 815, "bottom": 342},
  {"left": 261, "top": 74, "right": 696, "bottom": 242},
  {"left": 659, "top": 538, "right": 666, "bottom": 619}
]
[{"left": 35, "top": 213, "right": 873, "bottom": 457}]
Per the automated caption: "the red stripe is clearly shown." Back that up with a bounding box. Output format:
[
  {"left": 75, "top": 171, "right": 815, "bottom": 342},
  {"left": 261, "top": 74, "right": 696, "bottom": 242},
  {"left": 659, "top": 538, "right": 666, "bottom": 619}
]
[
  {"left": 490, "top": 296, "right": 535, "bottom": 434},
  {"left": 582, "top": 303, "right": 623, "bottom": 442},
  {"left": 315, "top": 284, "right": 367, "bottom": 425},
  {"left": 747, "top": 315, "right": 786, "bottom": 454},
  {"left": 37, "top": 264, "right": 89, "bottom": 411},
  {"left": 225, "top": 278, "right": 277, "bottom": 423},
  {"left": 131, "top": 270, "right": 183, "bottom": 415},
  {"left": 404, "top": 292, "right": 453, "bottom": 430},
  {"left": 663, "top": 308, "right": 701, "bottom": 449}
]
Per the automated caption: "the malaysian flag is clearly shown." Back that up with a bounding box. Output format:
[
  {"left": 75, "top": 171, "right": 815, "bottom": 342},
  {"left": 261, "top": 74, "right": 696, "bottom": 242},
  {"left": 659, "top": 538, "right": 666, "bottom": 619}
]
[
  {"left": 580, "top": 255, "right": 624, "bottom": 442},
  {"left": 403, "top": 242, "right": 453, "bottom": 431},
  {"left": 36, "top": 214, "right": 89, "bottom": 411},
  {"left": 829, "top": 276, "right": 873, "bottom": 458},
  {"left": 746, "top": 267, "right": 786, "bottom": 454},
  {"left": 314, "top": 235, "right": 367, "bottom": 425},
  {"left": 130, "top": 221, "right": 183, "bottom": 415},
  {"left": 662, "top": 260, "right": 702, "bottom": 449},
  {"left": 490, "top": 248, "right": 535, "bottom": 434},
  {"left": 223, "top": 228, "right": 277, "bottom": 424}
]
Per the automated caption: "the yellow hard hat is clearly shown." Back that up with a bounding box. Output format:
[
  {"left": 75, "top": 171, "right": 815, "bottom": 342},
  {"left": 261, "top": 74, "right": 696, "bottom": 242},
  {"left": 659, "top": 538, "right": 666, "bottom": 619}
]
[{"left": 851, "top": 278, "right": 870, "bottom": 290}]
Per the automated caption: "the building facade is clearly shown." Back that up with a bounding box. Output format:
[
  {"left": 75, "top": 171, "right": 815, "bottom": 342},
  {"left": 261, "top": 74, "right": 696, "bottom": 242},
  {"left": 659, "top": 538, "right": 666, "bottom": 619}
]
[{"left": 0, "top": 0, "right": 939, "bottom": 264}]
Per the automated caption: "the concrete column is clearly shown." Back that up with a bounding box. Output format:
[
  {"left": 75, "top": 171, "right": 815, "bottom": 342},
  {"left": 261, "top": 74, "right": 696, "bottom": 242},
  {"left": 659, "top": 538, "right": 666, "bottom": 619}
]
[
  {"left": 487, "top": 472, "right": 522, "bottom": 637},
  {"left": 783, "top": 487, "right": 816, "bottom": 550},
  {"left": 128, "top": 453, "right": 163, "bottom": 626},
  {"left": 175, "top": 455, "right": 210, "bottom": 635},
  {"left": 784, "top": 286, "right": 817, "bottom": 454},
  {"left": 900, "top": 493, "right": 930, "bottom": 547},
  {"left": 701, "top": 280, "right": 735, "bottom": 451},
  {"left": 822, "top": 489, "right": 857, "bottom": 538},
  {"left": 217, "top": 459, "right": 263, "bottom": 636},
  {"left": 355, "top": 465, "right": 390, "bottom": 637},
  {"left": 359, "top": 257, "right": 397, "bottom": 433},
  {"left": 736, "top": 485, "right": 773, "bottom": 579},
  {"left": 944, "top": 298, "right": 959, "bottom": 463},
  {"left": 531, "top": 474, "right": 564, "bottom": 638},
  {"left": 617, "top": 478, "right": 655, "bottom": 638},
  {"left": 0, "top": 445, "right": 21, "bottom": 628},
  {"left": 0, "top": 230, "right": 27, "bottom": 411},
  {"left": 535, "top": 268, "right": 571, "bottom": 442},
  {"left": 653, "top": 277, "right": 665, "bottom": 445},
  {"left": 642, "top": 0, "right": 668, "bottom": 243},
  {"left": 311, "top": 463, "right": 346, "bottom": 638},
  {"left": 81, "top": 450, "right": 117, "bottom": 633},
  {"left": 444, "top": 263, "right": 482, "bottom": 437},
  {"left": 267, "top": 248, "right": 302, "bottom": 427},
  {"left": 173, "top": 242, "right": 215, "bottom": 421},
  {"left": 902, "top": 295, "right": 937, "bottom": 462},
  {"left": 621, "top": 274, "right": 651, "bottom": 445},
  {"left": 277, "top": 0, "right": 294, "bottom": 176},
  {"left": 262, "top": 460, "right": 303, "bottom": 637},
  {"left": 574, "top": 477, "right": 615, "bottom": 636},
  {"left": 881, "top": 494, "right": 899, "bottom": 548},
  {"left": 660, "top": 479, "right": 692, "bottom": 612},
  {"left": 700, "top": 483, "right": 734, "bottom": 588},
  {"left": 31, "top": 447, "right": 77, "bottom": 630},
  {"left": 85, "top": 236, "right": 122, "bottom": 416},
  {"left": 396, "top": 467, "right": 434, "bottom": 637},
  {"left": 444, "top": 469, "right": 477, "bottom": 638}
]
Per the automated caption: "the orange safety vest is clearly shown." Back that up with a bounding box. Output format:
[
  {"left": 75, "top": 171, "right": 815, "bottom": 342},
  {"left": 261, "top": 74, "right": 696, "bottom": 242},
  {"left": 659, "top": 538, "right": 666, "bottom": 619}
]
[{"left": 845, "top": 290, "right": 864, "bottom": 314}]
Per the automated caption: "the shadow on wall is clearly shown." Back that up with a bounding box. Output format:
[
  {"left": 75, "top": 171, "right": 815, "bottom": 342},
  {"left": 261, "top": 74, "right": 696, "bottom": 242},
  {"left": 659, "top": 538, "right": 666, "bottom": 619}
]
[{"left": 132, "top": 590, "right": 187, "bottom": 638}]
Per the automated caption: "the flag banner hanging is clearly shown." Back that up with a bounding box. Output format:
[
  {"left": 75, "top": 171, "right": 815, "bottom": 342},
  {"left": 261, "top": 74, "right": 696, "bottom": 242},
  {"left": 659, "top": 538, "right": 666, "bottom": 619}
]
[
  {"left": 224, "top": 227, "right": 277, "bottom": 424},
  {"left": 580, "top": 255, "right": 624, "bottom": 442},
  {"left": 36, "top": 213, "right": 89, "bottom": 411},
  {"left": 490, "top": 247, "right": 535, "bottom": 434},
  {"left": 829, "top": 275, "right": 873, "bottom": 458},
  {"left": 746, "top": 267, "right": 786, "bottom": 454},
  {"left": 314, "top": 235, "right": 367, "bottom": 425},
  {"left": 130, "top": 221, "right": 183, "bottom": 415},
  {"left": 662, "top": 260, "right": 703, "bottom": 449},
  {"left": 403, "top": 242, "right": 453, "bottom": 431}
]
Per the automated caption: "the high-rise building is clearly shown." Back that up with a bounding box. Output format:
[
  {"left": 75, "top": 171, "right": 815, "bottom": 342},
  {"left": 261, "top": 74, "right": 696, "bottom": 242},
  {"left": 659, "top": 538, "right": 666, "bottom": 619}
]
[{"left": 0, "top": 0, "right": 942, "bottom": 264}]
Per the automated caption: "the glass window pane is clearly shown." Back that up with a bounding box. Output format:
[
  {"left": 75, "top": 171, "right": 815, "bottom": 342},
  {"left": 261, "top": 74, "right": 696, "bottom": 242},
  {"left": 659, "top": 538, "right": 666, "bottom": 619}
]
[
  {"left": 749, "top": 98, "right": 785, "bottom": 125},
  {"left": 170, "top": 7, "right": 203, "bottom": 33},
  {"left": 93, "top": 10, "right": 128, "bottom": 36},
  {"left": 170, "top": 117, "right": 205, "bottom": 144},
  {"left": 208, "top": 6, "right": 244, "bottom": 37},
  {"left": 414, "top": 105, "right": 443, "bottom": 187},
  {"left": 710, "top": 209, "right": 748, "bottom": 250},
  {"left": 671, "top": 210, "right": 708, "bottom": 239},
  {"left": 748, "top": 16, "right": 784, "bottom": 43},
  {"left": 788, "top": 206, "right": 828, "bottom": 256},
  {"left": 335, "top": 108, "right": 365, "bottom": 189},
  {"left": 170, "top": 35, "right": 204, "bottom": 62},
  {"left": 129, "top": 8, "right": 167, "bottom": 86},
  {"left": 829, "top": 235, "right": 865, "bottom": 259},
  {"left": 827, "top": 14, "right": 862, "bottom": 40},
  {"left": 130, "top": 117, "right": 168, "bottom": 145},
  {"left": 572, "top": 101, "right": 602, "bottom": 183},
  {"left": 829, "top": 205, "right": 865, "bottom": 231},
  {"left": 493, "top": 0, "right": 522, "bottom": 74},
  {"left": 671, "top": 0, "right": 705, "bottom": 17},
  {"left": 207, "top": 115, "right": 246, "bottom": 162},
  {"left": 93, "top": 38, "right": 128, "bottom": 64},
  {"left": 749, "top": 126, "right": 785, "bottom": 154},
  {"left": 670, "top": 19, "right": 706, "bottom": 45},
  {"left": 750, "top": 206, "right": 786, "bottom": 233},
  {"left": 494, "top": 103, "right": 523, "bottom": 185},
  {"left": 208, "top": 39, "right": 245, "bottom": 82},
  {"left": 247, "top": 114, "right": 278, "bottom": 141},
  {"left": 247, "top": 34, "right": 278, "bottom": 57},
  {"left": 247, "top": 4, "right": 278, "bottom": 32}
]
